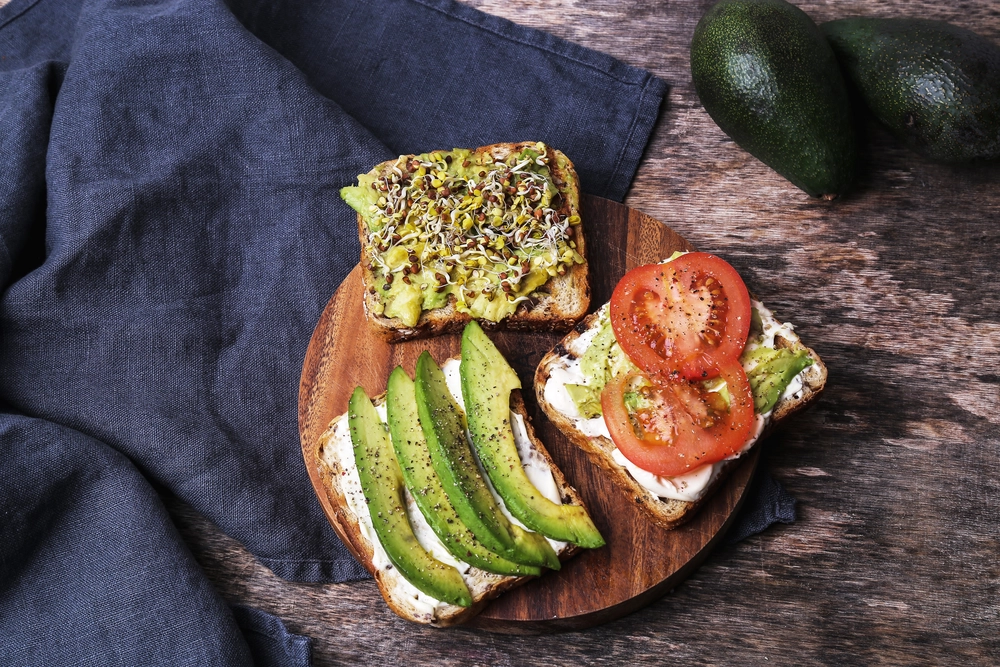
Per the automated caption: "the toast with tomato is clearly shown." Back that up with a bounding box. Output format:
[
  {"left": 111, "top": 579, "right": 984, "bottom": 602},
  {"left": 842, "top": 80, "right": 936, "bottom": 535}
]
[
  {"left": 534, "top": 253, "right": 827, "bottom": 530},
  {"left": 340, "top": 142, "right": 589, "bottom": 342}
]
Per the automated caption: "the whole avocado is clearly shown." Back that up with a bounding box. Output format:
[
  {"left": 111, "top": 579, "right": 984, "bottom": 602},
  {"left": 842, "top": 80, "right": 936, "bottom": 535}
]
[
  {"left": 691, "top": 0, "right": 856, "bottom": 199},
  {"left": 822, "top": 18, "right": 1000, "bottom": 163}
]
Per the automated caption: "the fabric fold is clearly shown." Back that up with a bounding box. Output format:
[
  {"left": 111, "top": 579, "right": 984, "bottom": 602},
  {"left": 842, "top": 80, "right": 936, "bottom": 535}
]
[
  {"left": 0, "top": 414, "right": 254, "bottom": 666},
  {"left": 0, "top": 61, "right": 62, "bottom": 286},
  {"left": 231, "top": 605, "right": 313, "bottom": 667}
]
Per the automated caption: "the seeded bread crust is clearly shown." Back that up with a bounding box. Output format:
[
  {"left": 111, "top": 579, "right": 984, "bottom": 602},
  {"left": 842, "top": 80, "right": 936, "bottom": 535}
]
[
  {"left": 357, "top": 142, "right": 590, "bottom": 343},
  {"left": 316, "top": 382, "right": 586, "bottom": 627},
  {"left": 534, "top": 307, "right": 827, "bottom": 532}
]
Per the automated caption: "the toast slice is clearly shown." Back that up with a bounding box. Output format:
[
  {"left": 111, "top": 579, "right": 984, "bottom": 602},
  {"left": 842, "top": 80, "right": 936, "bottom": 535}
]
[
  {"left": 535, "top": 300, "right": 827, "bottom": 531},
  {"left": 315, "top": 361, "right": 588, "bottom": 626},
  {"left": 345, "top": 142, "right": 589, "bottom": 342}
]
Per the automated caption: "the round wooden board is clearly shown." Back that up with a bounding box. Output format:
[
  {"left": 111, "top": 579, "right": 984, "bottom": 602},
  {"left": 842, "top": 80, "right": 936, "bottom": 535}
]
[{"left": 298, "top": 194, "right": 760, "bottom": 633}]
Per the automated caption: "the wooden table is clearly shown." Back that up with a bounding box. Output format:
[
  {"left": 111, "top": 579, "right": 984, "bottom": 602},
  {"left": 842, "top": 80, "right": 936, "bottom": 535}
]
[{"left": 169, "top": 1, "right": 1000, "bottom": 663}]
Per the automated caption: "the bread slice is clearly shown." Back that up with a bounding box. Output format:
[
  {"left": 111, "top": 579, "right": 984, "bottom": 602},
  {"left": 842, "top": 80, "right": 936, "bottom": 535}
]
[
  {"left": 315, "top": 364, "right": 588, "bottom": 626},
  {"left": 353, "top": 142, "right": 589, "bottom": 342},
  {"left": 534, "top": 301, "right": 827, "bottom": 532}
]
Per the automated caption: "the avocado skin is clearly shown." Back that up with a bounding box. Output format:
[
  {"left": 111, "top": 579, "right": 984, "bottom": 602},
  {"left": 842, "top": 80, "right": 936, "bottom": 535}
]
[
  {"left": 822, "top": 18, "right": 1000, "bottom": 163},
  {"left": 691, "top": 0, "right": 856, "bottom": 198}
]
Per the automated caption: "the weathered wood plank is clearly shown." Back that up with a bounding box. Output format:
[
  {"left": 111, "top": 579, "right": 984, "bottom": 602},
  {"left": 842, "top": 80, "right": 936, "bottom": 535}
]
[{"left": 170, "top": 0, "right": 1000, "bottom": 664}]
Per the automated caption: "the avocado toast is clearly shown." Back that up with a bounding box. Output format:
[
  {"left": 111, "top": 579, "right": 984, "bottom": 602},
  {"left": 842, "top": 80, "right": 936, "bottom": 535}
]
[
  {"left": 315, "top": 325, "right": 602, "bottom": 626},
  {"left": 340, "top": 142, "right": 590, "bottom": 342}
]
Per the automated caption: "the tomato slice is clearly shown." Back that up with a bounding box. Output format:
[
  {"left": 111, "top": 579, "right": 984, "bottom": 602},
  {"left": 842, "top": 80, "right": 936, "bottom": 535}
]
[
  {"left": 600, "top": 362, "right": 754, "bottom": 477},
  {"left": 609, "top": 253, "right": 752, "bottom": 381}
]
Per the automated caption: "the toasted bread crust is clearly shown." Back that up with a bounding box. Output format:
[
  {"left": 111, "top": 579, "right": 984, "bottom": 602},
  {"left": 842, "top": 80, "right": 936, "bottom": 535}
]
[
  {"left": 534, "top": 307, "right": 828, "bottom": 531},
  {"left": 357, "top": 142, "right": 589, "bottom": 343},
  {"left": 316, "top": 383, "right": 586, "bottom": 626}
]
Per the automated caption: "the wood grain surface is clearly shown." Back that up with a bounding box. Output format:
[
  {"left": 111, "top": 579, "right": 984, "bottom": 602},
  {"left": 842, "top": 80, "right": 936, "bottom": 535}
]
[
  {"left": 168, "top": 0, "right": 1000, "bottom": 664},
  {"left": 297, "top": 195, "right": 759, "bottom": 632}
]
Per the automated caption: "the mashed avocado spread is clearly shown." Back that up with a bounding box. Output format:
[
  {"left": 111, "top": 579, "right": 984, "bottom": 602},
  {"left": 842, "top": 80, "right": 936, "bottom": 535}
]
[{"left": 340, "top": 143, "right": 583, "bottom": 327}]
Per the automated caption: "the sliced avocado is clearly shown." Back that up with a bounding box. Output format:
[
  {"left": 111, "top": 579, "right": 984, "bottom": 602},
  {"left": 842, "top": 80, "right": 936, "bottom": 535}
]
[
  {"left": 749, "top": 307, "right": 764, "bottom": 341},
  {"left": 742, "top": 346, "right": 814, "bottom": 413},
  {"left": 579, "top": 320, "right": 617, "bottom": 385},
  {"left": 564, "top": 383, "right": 603, "bottom": 419},
  {"left": 822, "top": 18, "right": 1000, "bottom": 163},
  {"left": 413, "top": 352, "right": 560, "bottom": 570},
  {"left": 565, "top": 318, "right": 626, "bottom": 419},
  {"left": 460, "top": 322, "right": 605, "bottom": 548},
  {"left": 690, "top": 0, "right": 856, "bottom": 198},
  {"left": 385, "top": 366, "right": 541, "bottom": 577},
  {"left": 347, "top": 386, "right": 471, "bottom": 607}
]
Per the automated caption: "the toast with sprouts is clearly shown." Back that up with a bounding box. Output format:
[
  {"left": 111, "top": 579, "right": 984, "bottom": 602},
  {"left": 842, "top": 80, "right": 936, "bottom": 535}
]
[{"left": 340, "top": 142, "right": 589, "bottom": 342}]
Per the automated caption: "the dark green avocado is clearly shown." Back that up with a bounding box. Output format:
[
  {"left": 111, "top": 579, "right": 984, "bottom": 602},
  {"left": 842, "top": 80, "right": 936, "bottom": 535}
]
[
  {"left": 691, "top": 0, "right": 856, "bottom": 198},
  {"left": 822, "top": 18, "right": 1000, "bottom": 163}
]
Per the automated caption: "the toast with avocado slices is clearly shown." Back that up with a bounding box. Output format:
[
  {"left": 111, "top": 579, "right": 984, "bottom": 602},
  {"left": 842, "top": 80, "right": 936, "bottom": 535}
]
[
  {"left": 534, "top": 254, "right": 827, "bottom": 531},
  {"left": 340, "top": 142, "right": 589, "bottom": 342},
  {"left": 315, "top": 326, "right": 602, "bottom": 626}
]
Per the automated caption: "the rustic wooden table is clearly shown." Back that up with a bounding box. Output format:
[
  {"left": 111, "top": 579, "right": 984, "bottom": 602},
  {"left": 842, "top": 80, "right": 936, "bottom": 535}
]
[{"left": 168, "top": 1, "right": 1000, "bottom": 664}]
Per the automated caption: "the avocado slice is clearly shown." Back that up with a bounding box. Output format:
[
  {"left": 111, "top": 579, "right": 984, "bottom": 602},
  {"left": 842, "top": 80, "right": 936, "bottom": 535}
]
[
  {"left": 413, "top": 352, "right": 560, "bottom": 570},
  {"left": 742, "top": 346, "right": 814, "bottom": 413},
  {"left": 565, "top": 318, "right": 620, "bottom": 418},
  {"left": 385, "top": 366, "right": 542, "bottom": 576},
  {"left": 460, "top": 322, "right": 605, "bottom": 548},
  {"left": 347, "top": 386, "right": 472, "bottom": 607},
  {"left": 690, "top": 0, "right": 856, "bottom": 198}
]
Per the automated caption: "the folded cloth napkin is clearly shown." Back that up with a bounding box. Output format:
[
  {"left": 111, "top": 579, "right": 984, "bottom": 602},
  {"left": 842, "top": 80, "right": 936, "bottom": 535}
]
[
  {"left": 0, "top": 0, "right": 784, "bottom": 662},
  {"left": 231, "top": 605, "right": 312, "bottom": 667},
  {"left": 726, "top": 470, "right": 797, "bottom": 544}
]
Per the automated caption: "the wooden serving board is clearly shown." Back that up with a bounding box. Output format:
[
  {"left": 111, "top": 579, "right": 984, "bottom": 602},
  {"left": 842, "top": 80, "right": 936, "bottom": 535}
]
[{"left": 298, "top": 194, "right": 760, "bottom": 633}]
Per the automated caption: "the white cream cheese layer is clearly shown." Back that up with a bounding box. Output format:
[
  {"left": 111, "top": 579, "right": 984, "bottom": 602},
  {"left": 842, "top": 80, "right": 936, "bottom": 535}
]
[
  {"left": 610, "top": 414, "right": 766, "bottom": 502},
  {"left": 543, "top": 300, "right": 808, "bottom": 503},
  {"left": 327, "top": 410, "right": 445, "bottom": 621},
  {"left": 542, "top": 313, "right": 612, "bottom": 439},
  {"left": 326, "top": 360, "right": 564, "bottom": 618}
]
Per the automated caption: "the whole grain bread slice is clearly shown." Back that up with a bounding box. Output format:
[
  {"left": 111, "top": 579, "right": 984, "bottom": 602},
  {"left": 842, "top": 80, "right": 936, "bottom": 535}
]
[
  {"left": 316, "top": 382, "right": 586, "bottom": 626},
  {"left": 534, "top": 306, "right": 827, "bottom": 532},
  {"left": 356, "top": 142, "right": 590, "bottom": 342}
]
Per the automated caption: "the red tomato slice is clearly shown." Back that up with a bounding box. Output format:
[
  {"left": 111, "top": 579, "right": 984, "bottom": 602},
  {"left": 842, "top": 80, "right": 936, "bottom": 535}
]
[
  {"left": 609, "top": 253, "right": 752, "bottom": 381},
  {"left": 600, "top": 362, "right": 754, "bottom": 477}
]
